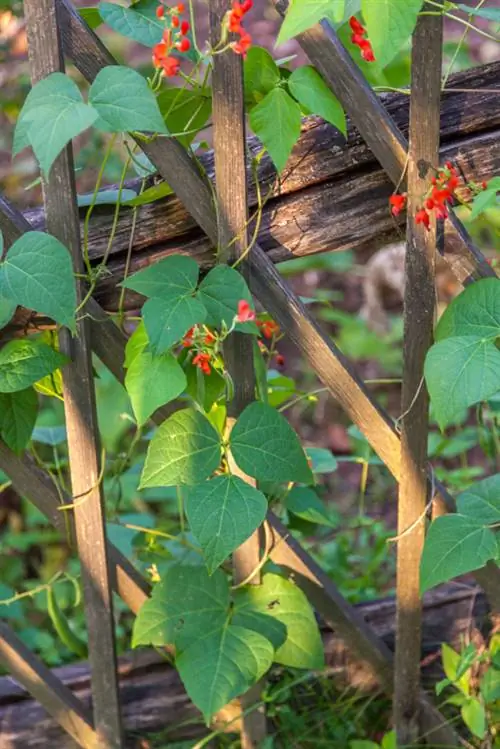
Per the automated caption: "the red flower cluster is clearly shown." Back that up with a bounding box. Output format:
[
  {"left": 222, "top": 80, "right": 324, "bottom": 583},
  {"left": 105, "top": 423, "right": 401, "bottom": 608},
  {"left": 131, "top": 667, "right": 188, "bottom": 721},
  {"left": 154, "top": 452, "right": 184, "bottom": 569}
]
[
  {"left": 192, "top": 352, "right": 211, "bottom": 375},
  {"left": 416, "top": 162, "right": 463, "bottom": 231},
  {"left": 152, "top": 3, "right": 190, "bottom": 77},
  {"left": 257, "top": 318, "right": 279, "bottom": 340},
  {"left": 235, "top": 299, "right": 256, "bottom": 323},
  {"left": 181, "top": 325, "right": 216, "bottom": 375},
  {"left": 349, "top": 16, "right": 375, "bottom": 63},
  {"left": 228, "top": 0, "right": 253, "bottom": 57},
  {"left": 389, "top": 192, "right": 407, "bottom": 216}
]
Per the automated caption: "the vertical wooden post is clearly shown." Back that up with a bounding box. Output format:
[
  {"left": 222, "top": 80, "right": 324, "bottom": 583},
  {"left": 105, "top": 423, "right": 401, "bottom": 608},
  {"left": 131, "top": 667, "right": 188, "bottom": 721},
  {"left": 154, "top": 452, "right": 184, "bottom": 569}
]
[
  {"left": 208, "top": 3, "right": 266, "bottom": 745},
  {"left": 394, "top": 10, "right": 444, "bottom": 746},
  {"left": 23, "top": 2, "right": 123, "bottom": 746}
]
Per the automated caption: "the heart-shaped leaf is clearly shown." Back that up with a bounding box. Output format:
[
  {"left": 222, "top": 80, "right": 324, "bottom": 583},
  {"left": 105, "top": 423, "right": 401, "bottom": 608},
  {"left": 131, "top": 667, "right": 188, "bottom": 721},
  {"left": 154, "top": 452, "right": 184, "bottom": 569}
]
[
  {"left": 143, "top": 294, "right": 207, "bottom": 354},
  {"left": 249, "top": 88, "right": 302, "bottom": 173},
  {"left": 0, "top": 340, "right": 67, "bottom": 393},
  {"left": 197, "top": 265, "right": 254, "bottom": 327},
  {"left": 436, "top": 278, "right": 500, "bottom": 342},
  {"left": 288, "top": 66, "right": 346, "bottom": 135},
  {"left": 121, "top": 255, "right": 200, "bottom": 299},
  {"left": 456, "top": 473, "right": 500, "bottom": 526},
  {"left": 125, "top": 350, "right": 187, "bottom": 427}
]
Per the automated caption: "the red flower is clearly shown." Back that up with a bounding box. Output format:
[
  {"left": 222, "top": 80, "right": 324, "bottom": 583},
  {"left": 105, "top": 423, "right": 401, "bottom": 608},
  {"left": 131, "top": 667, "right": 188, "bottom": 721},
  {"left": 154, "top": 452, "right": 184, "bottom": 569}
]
[
  {"left": 162, "top": 55, "right": 180, "bottom": 77},
  {"left": 153, "top": 41, "right": 168, "bottom": 67},
  {"left": 229, "top": 14, "right": 242, "bottom": 32},
  {"left": 241, "top": 0, "right": 253, "bottom": 10},
  {"left": 257, "top": 319, "right": 280, "bottom": 340},
  {"left": 182, "top": 326, "right": 196, "bottom": 347},
  {"left": 177, "top": 37, "right": 191, "bottom": 52},
  {"left": 156, "top": 4, "right": 165, "bottom": 18},
  {"left": 349, "top": 16, "right": 365, "bottom": 35},
  {"left": 193, "top": 352, "right": 211, "bottom": 375},
  {"left": 236, "top": 299, "right": 256, "bottom": 323},
  {"left": 348, "top": 15, "right": 376, "bottom": 62},
  {"left": 180, "top": 19, "right": 190, "bottom": 34},
  {"left": 176, "top": 2, "right": 185, "bottom": 11},
  {"left": 389, "top": 193, "right": 406, "bottom": 216},
  {"left": 228, "top": 0, "right": 253, "bottom": 56},
  {"left": 204, "top": 331, "right": 216, "bottom": 345},
  {"left": 416, "top": 208, "right": 430, "bottom": 230},
  {"left": 276, "top": 354, "right": 285, "bottom": 367},
  {"left": 360, "top": 40, "right": 375, "bottom": 62},
  {"left": 172, "top": 15, "right": 180, "bottom": 27},
  {"left": 233, "top": 32, "right": 252, "bottom": 56},
  {"left": 482, "top": 181, "right": 488, "bottom": 190}
]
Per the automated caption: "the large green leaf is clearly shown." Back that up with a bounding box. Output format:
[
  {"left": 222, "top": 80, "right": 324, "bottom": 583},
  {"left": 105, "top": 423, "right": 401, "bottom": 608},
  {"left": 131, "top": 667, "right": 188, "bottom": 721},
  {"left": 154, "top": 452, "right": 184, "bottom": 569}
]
[
  {"left": 157, "top": 87, "right": 212, "bottom": 146},
  {"left": 125, "top": 350, "right": 187, "bottom": 427},
  {"left": 277, "top": 0, "right": 346, "bottom": 45},
  {"left": 89, "top": 66, "right": 167, "bottom": 134},
  {"left": 286, "top": 486, "right": 336, "bottom": 527},
  {"left": 0, "top": 232, "right": 76, "bottom": 331},
  {"left": 233, "top": 573, "right": 324, "bottom": 668},
  {"left": 132, "top": 566, "right": 229, "bottom": 650},
  {"left": 435, "top": 278, "right": 500, "bottom": 342},
  {"left": 361, "top": 0, "right": 424, "bottom": 69},
  {"left": 184, "top": 475, "right": 267, "bottom": 573},
  {"left": 143, "top": 295, "right": 207, "bottom": 354},
  {"left": 99, "top": 0, "right": 163, "bottom": 46},
  {"left": 0, "top": 340, "right": 67, "bottom": 393},
  {"left": 0, "top": 294, "right": 16, "bottom": 330},
  {"left": 288, "top": 66, "right": 346, "bottom": 135},
  {"left": 196, "top": 265, "right": 253, "bottom": 327},
  {"left": 230, "top": 402, "right": 313, "bottom": 484},
  {"left": 122, "top": 255, "right": 200, "bottom": 299},
  {"left": 420, "top": 514, "right": 497, "bottom": 594},
  {"left": 424, "top": 336, "right": 500, "bottom": 430},
  {"left": 140, "top": 408, "right": 222, "bottom": 487},
  {"left": 249, "top": 88, "right": 302, "bottom": 173},
  {"left": 13, "top": 72, "right": 97, "bottom": 175},
  {"left": 244, "top": 47, "right": 280, "bottom": 107},
  {"left": 456, "top": 473, "right": 500, "bottom": 526},
  {"left": 177, "top": 624, "right": 274, "bottom": 722},
  {"left": 0, "top": 388, "right": 38, "bottom": 453}
]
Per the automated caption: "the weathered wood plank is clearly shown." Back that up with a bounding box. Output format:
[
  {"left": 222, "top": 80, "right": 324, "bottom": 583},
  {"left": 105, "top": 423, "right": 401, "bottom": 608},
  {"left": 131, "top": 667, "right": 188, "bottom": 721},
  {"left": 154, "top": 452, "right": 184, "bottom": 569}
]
[{"left": 395, "top": 13, "right": 445, "bottom": 746}]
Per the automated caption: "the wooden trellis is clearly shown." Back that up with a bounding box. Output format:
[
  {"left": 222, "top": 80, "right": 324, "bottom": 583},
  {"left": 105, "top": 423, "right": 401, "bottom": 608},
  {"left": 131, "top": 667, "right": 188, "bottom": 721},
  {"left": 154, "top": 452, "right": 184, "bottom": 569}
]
[{"left": 0, "top": 0, "right": 499, "bottom": 746}]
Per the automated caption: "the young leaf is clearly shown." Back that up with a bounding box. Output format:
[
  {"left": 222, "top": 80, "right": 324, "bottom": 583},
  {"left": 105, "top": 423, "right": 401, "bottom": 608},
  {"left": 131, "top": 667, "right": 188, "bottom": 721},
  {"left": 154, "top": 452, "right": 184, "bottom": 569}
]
[
  {"left": 361, "top": 0, "right": 424, "bottom": 69},
  {"left": 456, "top": 473, "right": 500, "bottom": 525},
  {"left": 0, "top": 295, "right": 16, "bottom": 331},
  {"left": 420, "top": 515, "right": 497, "bottom": 594},
  {"left": 230, "top": 402, "right": 313, "bottom": 484},
  {"left": 132, "top": 566, "right": 229, "bottom": 650},
  {"left": 461, "top": 698, "right": 486, "bottom": 739},
  {"left": 244, "top": 47, "right": 280, "bottom": 107},
  {"left": 121, "top": 255, "right": 200, "bottom": 299},
  {"left": 143, "top": 294, "right": 207, "bottom": 354},
  {"left": 305, "top": 447, "right": 338, "bottom": 474},
  {"left": 424, "top": 336, "right": 500, "bottom": 430},
  {"left": 286, "top": 486, "right": 336, "bottom": 527},
  {"left": 0, "top": 388, "right": 38, "bottom": 453},
  {"left": 277, "top": 0, "right": 341, "bottom": 45},
  {"left": 140, "top": 408, "right": 222, "bottom": 487},
  {"left": 125, "top": 350, "right": 187, "bottom": 427},
  {"left": 442, "top": 643, "right": 471, "bottom": 695},
  {"left": 13, "top": 72, "right": 97, "bottom": 175},
  {"left": 99, "top": 0, "right": 164, "bottom": 46},
  {"left": 249, "top": 88, "right": 302, "bottom": 173},
  {"left": 184, "top": 475, "right": 267, "bottom": 573},
  {"left": 124, "top": 181, "right": 173, "bottom": 207},
  {"left": 177, "top": 624, "right": 274, "bottom": 722},
  {"left": 197, "top": 265, "right": 253, "bottom": 327},
  {"left": 0, "top": 231, "right": 76, "bottom": 331},
  {"left": 288, "top": 66, "right": 346, "bottom": 135},
  {"left": 89, "top": 66, "right": 167, "bottom": 134},
  {"left": 0, "top": 340, "right": 67, "bottom": 394},
  {"left": 435, "top": 278, "right": 500, "bottom": 342},
  {"left": 233, "top": 573, "right": 324, "bottom": 669}
]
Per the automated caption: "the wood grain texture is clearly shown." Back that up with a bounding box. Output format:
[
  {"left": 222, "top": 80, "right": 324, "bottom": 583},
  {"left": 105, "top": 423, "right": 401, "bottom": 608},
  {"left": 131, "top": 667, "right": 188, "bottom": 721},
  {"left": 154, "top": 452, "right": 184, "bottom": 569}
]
[
  {"left": 0, "top": 623, "right": 96, "bottom": 749},
  {"left": 272, "top": 0, "right": 495, "bottom": 285},
  {"left": 394, "top": 14, "right": 445, "bottom": 745},
  {"left": 24, "top": 2, "right": 122, "bottom": 744}
]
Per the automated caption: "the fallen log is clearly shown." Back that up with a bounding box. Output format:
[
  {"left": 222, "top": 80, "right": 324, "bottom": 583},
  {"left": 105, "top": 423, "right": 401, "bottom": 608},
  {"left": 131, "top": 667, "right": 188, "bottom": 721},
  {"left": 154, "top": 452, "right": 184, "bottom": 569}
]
[
  {"left": 0, "top": 584, "right": 489, "bottom": 748},
  {"left": 11, "top": 60, "right": 499, "bottom": 321}
]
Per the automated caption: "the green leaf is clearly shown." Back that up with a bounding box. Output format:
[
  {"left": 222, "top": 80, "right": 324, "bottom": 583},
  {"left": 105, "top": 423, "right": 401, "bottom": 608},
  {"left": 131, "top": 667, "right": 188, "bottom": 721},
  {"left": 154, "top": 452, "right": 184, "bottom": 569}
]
[
  {"left": 420, "top": 514, "right": 497, "bottom": 594},
  {"left": 244, "top": 47, "right": 280, "bottom": 107},
  {"left": 140, "top": 408, "right": 221, "bottom": 488},
  {"left": 435, "top": 278, "right": 500, "bottom": 341},
  {"left": 124, "top": 321, "right": 148, "bottom": 368},
  {"left": 157, "top": 87, "right": 212, "bottom": 146},
  {"left": 132, "top": 566, "right": 229, "bottom": 650},
  {"left": 457, "top": 473, "right": 500, "bottom": 526},
  {"left": 349, "top": 742, "right": 379, "bottom": 749},
  {"left": 277, "top": 0, "right": 343, "bottom": 45},
  {"left": 124, "top": 181, "right": 173, "bottom": 207},
  {"left": 461, "top": 698, "right": 486, "bottom": 739},
  {"left": 184, "top": 358, "right": 225, "bottom": 412},
  {"left": 77, "top": 189, "right": 137, "bottom": 207},
  {"left": 424, "top": 336, "right": 500, "bottom": 430},
  {"left": 470, "top": 188, "right": 498, "bottom": 220},
  {"left": 143, "top": 295, "right": 207, "bottom": 354},
  {"left": 99, "top": 0, "right": 163, "bottom": 46},
  {"left": 305, "top": 447, "right": 337, "bottom": 474},
  {"left": 361, "top": 0, "right": 424, "bottom": 69},
  {"left": 230, "top": 402, "right": 313, "bottom": 484},
  {"left": 249, "top": 88, "right": 302, "bottom": 173},
  {"left": 79, "top": 7, "right": 103, "bottom": 29},
  {"left": 457, "top": 4, "right": 500, "bottom": 22},
  {"left": 89, "top": 66, "right": 167, "bottom": 134},
  {"left": 0, "top": 294, "right": 16, "bottom": 331},
  {"left": 13, "top": 72, "right": 97, "bottom": 175},
  {"left": 0, "top": 388, "right": 38, "bottom": 453},
  {"left": 286, "top": 486, "right": 336, "bottom": 527},
  {"left": 288, "top": 66, "right": 346, "bottom": 135},
  {"left": 0, "top": 340, "right": 67, "bottom": 394},
  {"left": 184, "top": 475, "right": 267, "bottom": 573},
  {"left": 233, "top": 573, "right": 324, "bottom": 669},
  {"left": 381, "top": 731, "right": 397, "bottom": 749},
  {"left": 31, "top": 425, "right": 67, "bottom": 446},
  {"left": 177, "top": 624, "right": 273, "bottom": 723},
  {"left": 0, "top": 231, "right": 76, "bottom": 331},
  {"left": 197, "top": 265, "right": 253, "bottom": 327},
  {"left": 481, "top": 666, "right": 500, "bottom": 703},
  {"left": 121, "top": 255, "right": 200, "bottom": 299},
  {"left": 442, "top": 643, "right": 471, "bottom": 695},
  {"left": 125, "top": 351, "right": 187, "bottom": 427}
]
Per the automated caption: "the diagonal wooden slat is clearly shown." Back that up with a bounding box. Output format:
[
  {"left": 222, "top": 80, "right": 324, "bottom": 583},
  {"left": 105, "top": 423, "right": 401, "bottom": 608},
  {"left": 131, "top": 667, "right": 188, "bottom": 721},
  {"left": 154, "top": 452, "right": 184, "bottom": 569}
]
[
  {"left": 24, "top": 3, "right": 122, "bottom": 744},
  {"left": 395, "top": 12, "right": 443, "bottom": 744},
  {"left": 0, "top": 622, "right": 96, "bottom": 748},
  {"left": 271, "top": 0, "right": 496, "bottom": 287}
]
